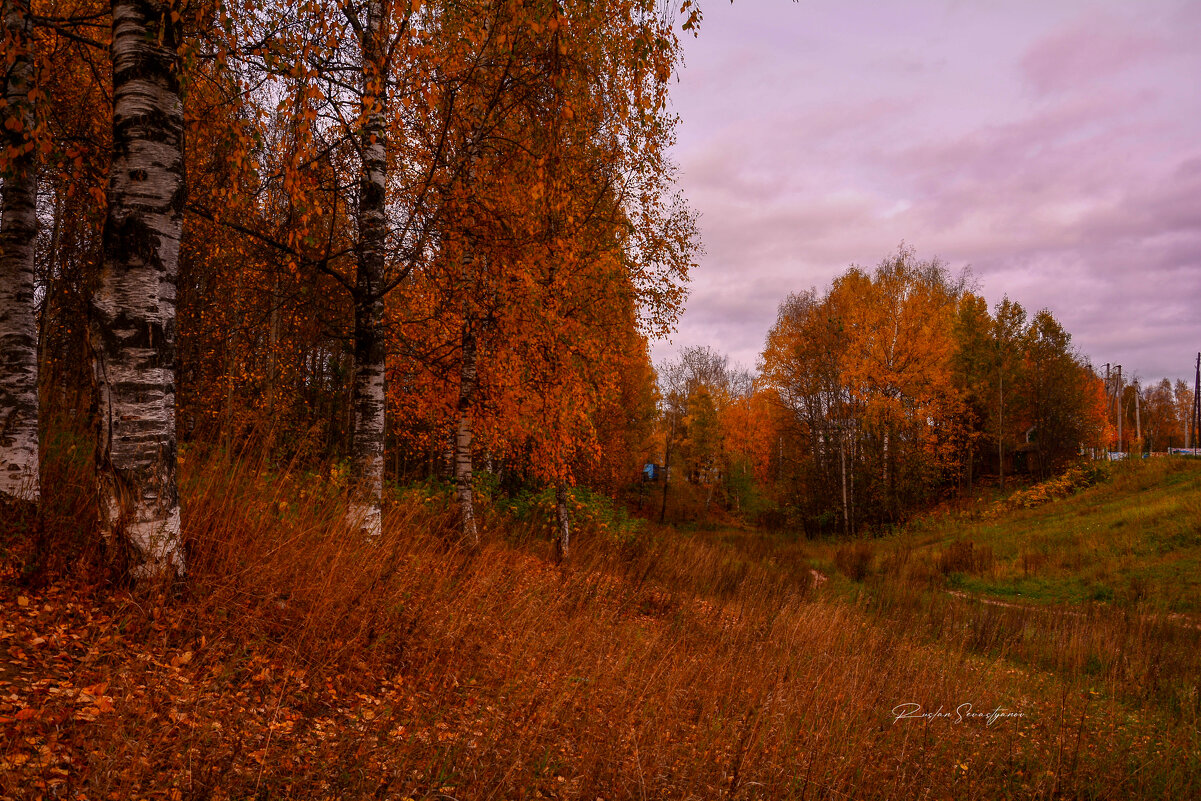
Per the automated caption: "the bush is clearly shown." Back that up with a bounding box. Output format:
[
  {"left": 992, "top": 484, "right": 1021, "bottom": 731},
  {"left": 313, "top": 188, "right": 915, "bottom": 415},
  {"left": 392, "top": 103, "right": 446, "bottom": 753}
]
[
  {"left": 937, "top": 540, "right": 994, "bottom": 575},
  {"left": 834, "top": 541, "right": 874, "bottom": 581},
  {"left": 993, "top": 462, "right": 1110, "bottom": 514},
  {"left": 496, "top": 484, "right": 648, "bottom": 553},
  {"left": 1020, "top": 550, "right": 1049, "bottom": 575},
  {"left": 392, "top": 474, "right": 455, "bottom": 510}
]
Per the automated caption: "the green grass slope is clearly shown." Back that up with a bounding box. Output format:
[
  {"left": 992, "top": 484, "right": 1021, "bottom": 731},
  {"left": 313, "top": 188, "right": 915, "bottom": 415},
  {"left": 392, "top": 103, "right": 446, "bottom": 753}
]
[{"left": 870, "top": 458, "right": 1201, "bottom": 613}]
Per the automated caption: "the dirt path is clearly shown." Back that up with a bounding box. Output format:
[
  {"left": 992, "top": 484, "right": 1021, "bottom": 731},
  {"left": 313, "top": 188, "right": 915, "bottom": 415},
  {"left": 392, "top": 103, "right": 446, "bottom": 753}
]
[
  {"left": 945, "top": 589, "right": 1201, "bottom": 630},
  {"left": 809, "top": 569, "right": 1201, "bottom": 631}
]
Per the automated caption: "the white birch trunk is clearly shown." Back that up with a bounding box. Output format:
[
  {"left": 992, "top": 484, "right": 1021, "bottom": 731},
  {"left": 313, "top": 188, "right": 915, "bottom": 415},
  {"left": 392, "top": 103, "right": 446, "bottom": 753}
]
[
  {"left": 0, "top": 0, "right": 39, "bottom": 503},
  {"left": 347, "top": 0, "right": 387, "bottom": 540},
  {"left": 554, "top": 483, "right": 570, "bottom": 564},
  {"left": 454, "top": 320, "right": 479, "bottom": 546},
  {"left": 89, "top": 0, "right": 185, "bottom": 577}
]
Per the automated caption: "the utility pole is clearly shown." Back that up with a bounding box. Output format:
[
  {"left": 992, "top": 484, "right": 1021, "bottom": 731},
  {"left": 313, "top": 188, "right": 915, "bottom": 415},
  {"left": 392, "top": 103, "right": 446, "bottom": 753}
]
[
  {"left": 1193, "top": 352, "right": 1200, "bottom": 453},
  {"left": 1104, "top": 363, "right": 1112, "bottom": 452},
  {"left": 1116, "top": 365, "right": 1123, "bottom": 454},
  {"left": 1134, "top": 379, "right": 1141, "bottom": 455}
]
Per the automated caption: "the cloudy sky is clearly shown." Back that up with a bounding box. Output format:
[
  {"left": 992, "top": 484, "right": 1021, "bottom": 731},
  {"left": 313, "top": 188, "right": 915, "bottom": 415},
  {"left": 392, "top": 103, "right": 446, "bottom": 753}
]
[{"left": 650, "top": 0, "right": 1201, "bottom": 384}]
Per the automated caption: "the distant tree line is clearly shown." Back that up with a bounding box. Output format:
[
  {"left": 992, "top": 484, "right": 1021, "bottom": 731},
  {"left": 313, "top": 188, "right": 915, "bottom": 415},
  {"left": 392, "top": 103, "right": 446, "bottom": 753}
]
[{"left": 655, "top": 248, "right": 1117, "bottom": 535}]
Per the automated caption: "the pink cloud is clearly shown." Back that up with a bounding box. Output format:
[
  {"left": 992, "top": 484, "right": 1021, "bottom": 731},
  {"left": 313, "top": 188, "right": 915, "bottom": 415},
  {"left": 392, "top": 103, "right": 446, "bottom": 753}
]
[{"left": 1020, "top": 16, "right": 1166, "bottom": 96}]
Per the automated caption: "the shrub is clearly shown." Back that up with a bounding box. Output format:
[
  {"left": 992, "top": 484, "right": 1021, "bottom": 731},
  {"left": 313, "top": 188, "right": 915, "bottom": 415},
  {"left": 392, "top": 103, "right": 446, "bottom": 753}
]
[
  {"left": 1020, "top": 550, "right": 1050, "bottom": 575},
  {"left": 496, "top": 484, "right": 648, "bottom": 553},
  {"left": 992, "top": 462, "right": 1110, "bottom": 514},
  {"left": 937, "top": 540, "right": 994, "bottom": 576},
  {"left": 834, "top": 541, "right": 874, "bottom": 581}
]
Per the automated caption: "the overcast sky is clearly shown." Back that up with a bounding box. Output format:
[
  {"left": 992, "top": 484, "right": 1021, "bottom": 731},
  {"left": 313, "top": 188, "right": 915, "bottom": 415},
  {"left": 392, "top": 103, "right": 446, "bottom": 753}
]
[{"left": 650, "top": 0, "right": 1201, "bottom": 384}]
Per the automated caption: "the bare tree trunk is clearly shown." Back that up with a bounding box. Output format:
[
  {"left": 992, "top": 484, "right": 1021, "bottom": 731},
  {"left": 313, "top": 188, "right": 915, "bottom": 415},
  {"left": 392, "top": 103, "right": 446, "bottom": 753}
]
[
  {"left": 886, "top": 425, "right": 898, "bottom": 526},
  {"left": 966, "top": 439, "right": 973, "bottom": 493},
  {"left": 839, "top": 435, "right": 848, "bottom": 537},
  {"left": 998, "top": 373, "right": 1004, "bottom": 490},
  {"left": 848, "top": 429, "right": 855, "bottom": 531},
  {"left": 0, "top": 0, "right": 39, "bottom": 504},
  {"left": 454, "top": 320, "right": 478, "bottom": 546},
  {"left": 658, "top": 427, "right": 672, "bottom": 524},
  {"left": 347, "top": 0, "right": 387, "bottom": 539},
  {"left": 554, "top": 482, "right": 570, "bottom": 563},
  {"left": 221, "top": 343, "right": 237, "bottom": 450},
  {"left": 882, "top": 426, "right": 892, "bottom": 522},
  {"left": 90, "top": 0, "right": 185, "bottom": 578},
  {"left": 266, "top": 273, "right": 281, "bottom": 415},
  {"left": 881, "top": 428, "right": 889, "bottom": 488}
]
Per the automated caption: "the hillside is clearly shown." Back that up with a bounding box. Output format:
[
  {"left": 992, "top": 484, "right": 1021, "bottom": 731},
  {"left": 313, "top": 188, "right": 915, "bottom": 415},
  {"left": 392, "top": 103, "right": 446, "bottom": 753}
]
[{"left": 815, "top": 458, "right": 1201, "bottom": 615}]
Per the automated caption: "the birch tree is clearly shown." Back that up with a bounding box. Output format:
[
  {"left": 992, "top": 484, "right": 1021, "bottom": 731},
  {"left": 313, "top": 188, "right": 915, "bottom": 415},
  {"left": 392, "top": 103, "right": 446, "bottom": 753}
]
[
  {"left": 89, "top": 0, "right": 186, "bottom": 577},
  {"left": 237, "top": 0, "right": 478, "bottom": 539},
  {"left": 214, "top": 0, "right": 422, "bottom": 539},
  {"left": 0, "top": 0, "right": 39, "bottom": 504},
  {"left": 453, "top": 245, "right": 481, "bottom": 546},
  {"left": 346, "top": 0, "right": 389, "bottom": 539}
]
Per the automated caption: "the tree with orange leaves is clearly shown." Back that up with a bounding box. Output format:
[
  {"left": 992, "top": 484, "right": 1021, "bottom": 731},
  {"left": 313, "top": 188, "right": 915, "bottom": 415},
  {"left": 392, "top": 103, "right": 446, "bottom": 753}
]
[
  {"left": 383, "top": 0, "right": 695, "bottom": 554},
  {"left": 763, "top": 248, "right": 968, "bottom": 533}
]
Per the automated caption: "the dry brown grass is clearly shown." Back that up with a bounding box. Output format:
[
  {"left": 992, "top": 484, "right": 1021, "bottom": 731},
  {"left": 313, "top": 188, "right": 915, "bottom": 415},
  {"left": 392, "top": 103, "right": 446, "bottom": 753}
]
[{"left": 2, "top": 437, "right": 1197, "bottom": 799}]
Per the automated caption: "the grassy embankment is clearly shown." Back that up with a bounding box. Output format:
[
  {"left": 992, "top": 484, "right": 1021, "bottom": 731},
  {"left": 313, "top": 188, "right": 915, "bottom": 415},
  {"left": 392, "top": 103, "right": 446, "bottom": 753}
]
[
  {"left": 810, "top": 457, "right": 1201, "bottom": 612},
  {"left": 1, "top": 436, "right": 1198, "bottom": 799}
]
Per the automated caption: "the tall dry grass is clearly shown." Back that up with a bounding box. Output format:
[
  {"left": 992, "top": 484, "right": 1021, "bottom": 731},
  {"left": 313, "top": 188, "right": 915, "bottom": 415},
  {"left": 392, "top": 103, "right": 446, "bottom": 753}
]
[{"left": 3, "top": 436, "right": 1198, "bottom": 799}]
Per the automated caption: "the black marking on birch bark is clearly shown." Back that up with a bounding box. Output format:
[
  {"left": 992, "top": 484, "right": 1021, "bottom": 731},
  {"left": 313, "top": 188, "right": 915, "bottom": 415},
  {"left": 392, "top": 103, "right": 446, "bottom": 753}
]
[
  {"left": 89, "top": 0, "right": 185, "bottom": 578},
  {"left": 0, "top": 0, "right": 39, "bottom": 501}
]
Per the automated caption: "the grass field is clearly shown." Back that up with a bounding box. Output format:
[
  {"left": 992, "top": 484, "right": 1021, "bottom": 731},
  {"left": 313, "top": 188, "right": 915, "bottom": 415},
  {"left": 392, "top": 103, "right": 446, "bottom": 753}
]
[
  {"left": 810, "top": 457, "right": 1201, "bottom": 614},
  {"left": 2, "top": 445, "right": 1198, "bottom": 799}
]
